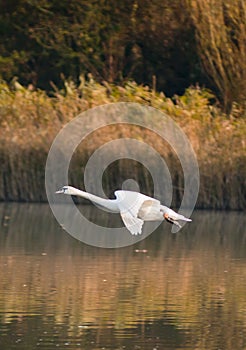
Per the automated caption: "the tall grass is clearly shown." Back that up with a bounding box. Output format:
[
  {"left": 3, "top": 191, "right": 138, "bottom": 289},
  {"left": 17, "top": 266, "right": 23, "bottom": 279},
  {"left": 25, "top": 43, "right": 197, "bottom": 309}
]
[
  {"left": 187, "top": 0, "right": 246, "bottom": 113},
  {"left": 0, "top": 79, "right": 245, "bottom": 209}
]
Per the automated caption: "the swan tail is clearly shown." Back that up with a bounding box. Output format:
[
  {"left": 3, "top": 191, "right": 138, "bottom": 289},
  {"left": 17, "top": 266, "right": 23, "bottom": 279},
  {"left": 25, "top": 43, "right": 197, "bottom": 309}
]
[{"left": 178, "top": 216, "right": 192, "bottom": 222}]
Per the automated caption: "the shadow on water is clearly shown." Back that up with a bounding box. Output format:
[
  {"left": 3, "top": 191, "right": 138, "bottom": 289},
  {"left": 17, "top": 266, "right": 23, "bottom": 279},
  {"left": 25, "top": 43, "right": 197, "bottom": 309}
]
[{"left": 0, "top": 203, "right": 246, "bottom": 349}]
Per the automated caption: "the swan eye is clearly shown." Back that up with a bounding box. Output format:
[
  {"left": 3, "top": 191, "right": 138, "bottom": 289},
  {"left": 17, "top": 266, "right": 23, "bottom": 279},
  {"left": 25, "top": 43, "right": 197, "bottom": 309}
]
[{"left": 63, "top": 186, "right": 68, "bottom": 193}]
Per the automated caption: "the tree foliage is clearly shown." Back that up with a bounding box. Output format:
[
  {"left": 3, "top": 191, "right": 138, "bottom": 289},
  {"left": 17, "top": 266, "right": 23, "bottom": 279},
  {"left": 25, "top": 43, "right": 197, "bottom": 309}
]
[
  {"left": 187, "top": 0, "right": 246, "bottom": 113},
  {"left": 0, "top": 0, "right": 202, "bottom": 94},
  {"left": 0, "top": 0, "right": 245, "bottom": 112}
]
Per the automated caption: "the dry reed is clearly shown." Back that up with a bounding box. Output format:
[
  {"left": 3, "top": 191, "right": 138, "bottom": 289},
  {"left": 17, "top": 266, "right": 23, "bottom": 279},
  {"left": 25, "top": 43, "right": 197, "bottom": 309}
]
[{"left": 0, "top": 79, "right": 245, "bottom": 209}]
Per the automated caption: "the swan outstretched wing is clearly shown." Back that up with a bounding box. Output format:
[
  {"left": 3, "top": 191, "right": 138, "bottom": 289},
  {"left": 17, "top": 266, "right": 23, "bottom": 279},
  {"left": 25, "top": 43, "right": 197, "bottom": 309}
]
[
  {"left": 114, "top": 190, "right": 160, "bottom": 235},
  {"left": 138, "top": 199, "right": 162, "bottom": 220},
  {"left": 120, "top": 212, "right": 144, "bottom": 235}
]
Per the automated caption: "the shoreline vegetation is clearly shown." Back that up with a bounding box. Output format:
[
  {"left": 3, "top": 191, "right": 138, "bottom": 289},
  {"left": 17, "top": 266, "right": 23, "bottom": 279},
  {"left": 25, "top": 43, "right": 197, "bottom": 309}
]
[
  {"left": 0, "top": 78, "right": 245, "bottom": 209},
  {"left": 0, "top": 0, "right": 245, "bottom": 209}
]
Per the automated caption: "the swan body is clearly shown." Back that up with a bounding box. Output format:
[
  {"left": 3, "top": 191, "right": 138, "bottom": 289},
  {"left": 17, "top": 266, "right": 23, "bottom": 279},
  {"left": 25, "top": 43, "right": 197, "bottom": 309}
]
[{"left": 56, "top": 186, "right": 192, "bottom": 235}]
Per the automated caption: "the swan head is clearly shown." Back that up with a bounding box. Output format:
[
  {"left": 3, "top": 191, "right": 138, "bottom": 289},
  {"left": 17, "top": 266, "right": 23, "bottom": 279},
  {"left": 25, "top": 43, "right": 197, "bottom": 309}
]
[{"left": 56, "top": 186, "right": 76, "bottom": 195}]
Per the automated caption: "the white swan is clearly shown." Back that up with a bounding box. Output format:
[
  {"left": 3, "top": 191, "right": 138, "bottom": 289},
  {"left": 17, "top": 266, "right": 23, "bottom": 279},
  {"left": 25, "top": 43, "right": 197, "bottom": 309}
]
[{"left": 56, "top": 186, "right": 192, "bottom": 235}]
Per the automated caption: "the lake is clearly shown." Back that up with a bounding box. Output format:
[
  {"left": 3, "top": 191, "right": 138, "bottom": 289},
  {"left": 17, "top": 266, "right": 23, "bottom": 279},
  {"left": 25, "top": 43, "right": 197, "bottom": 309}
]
[{"left": 0, "top": 203, "right": 246, "bottom": 350}]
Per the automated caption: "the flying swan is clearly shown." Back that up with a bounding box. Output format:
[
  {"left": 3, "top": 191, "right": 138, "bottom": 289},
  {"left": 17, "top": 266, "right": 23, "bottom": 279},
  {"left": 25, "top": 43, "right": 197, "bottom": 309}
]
[{"left": 56, "top": 186, "right": 192, "bottom": 235}]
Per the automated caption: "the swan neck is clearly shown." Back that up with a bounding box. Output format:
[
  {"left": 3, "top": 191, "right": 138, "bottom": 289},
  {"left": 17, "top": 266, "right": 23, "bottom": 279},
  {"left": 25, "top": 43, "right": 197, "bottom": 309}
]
[{"left": 71, "top": 188, "right": 118, "bottom": 211}]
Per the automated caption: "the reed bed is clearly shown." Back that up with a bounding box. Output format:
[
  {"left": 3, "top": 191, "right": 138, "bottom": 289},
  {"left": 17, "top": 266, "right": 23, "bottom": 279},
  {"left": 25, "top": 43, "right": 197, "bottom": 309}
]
[{"left": 0, "top": 79, "right": 245, "bottom": 209}]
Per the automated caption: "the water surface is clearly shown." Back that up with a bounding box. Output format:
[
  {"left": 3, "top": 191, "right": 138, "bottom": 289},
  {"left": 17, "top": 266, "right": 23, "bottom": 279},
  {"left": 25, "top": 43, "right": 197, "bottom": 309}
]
[{"left": 0, "top": 203, "right": 246, "bottom": 349}]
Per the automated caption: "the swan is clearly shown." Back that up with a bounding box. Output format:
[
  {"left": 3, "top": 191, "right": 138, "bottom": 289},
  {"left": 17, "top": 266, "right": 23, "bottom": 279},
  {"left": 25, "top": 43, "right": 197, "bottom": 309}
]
[{"left": 56, "top": 186, "right": 192, "bottom": 235}]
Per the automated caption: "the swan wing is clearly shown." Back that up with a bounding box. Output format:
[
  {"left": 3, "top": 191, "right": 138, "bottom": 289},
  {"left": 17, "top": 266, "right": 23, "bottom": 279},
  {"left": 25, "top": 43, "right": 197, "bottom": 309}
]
[
  {"left": 120, "top": 212, "right": 144, "bottom": 235},
  {"left": 138, "top": 199, "right": 162, "bottom": 220},
  {"left": 115, "top": 190, "right": 152, "bottom": 235}
]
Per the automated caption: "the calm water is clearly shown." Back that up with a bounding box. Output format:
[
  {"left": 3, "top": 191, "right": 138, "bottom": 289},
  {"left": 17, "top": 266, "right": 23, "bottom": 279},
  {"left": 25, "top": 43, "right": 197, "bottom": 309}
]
[{"left": 0, "top": 203, "right": 246, "bottom": 350}]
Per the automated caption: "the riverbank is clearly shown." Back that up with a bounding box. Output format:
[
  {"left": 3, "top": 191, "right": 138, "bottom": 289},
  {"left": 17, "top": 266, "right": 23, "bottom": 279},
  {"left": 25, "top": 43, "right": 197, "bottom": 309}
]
[{"left": 0, "top": 79, "right": 245, "bottom": 209}]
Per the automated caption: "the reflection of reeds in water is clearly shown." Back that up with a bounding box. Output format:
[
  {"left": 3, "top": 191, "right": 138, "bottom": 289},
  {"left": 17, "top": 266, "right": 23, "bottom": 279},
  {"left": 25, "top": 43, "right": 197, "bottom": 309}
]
[
  {"left": 0, "top": 81, "right": 245, "bottom": 209},
  {"left": 0, "top": 204, "right": 246, "bottom": 349}
]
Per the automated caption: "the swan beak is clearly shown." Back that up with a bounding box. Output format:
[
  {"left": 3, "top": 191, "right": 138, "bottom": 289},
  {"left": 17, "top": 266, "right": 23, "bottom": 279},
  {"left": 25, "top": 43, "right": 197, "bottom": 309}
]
[
  {"left": 163, "top": 213, "right": 169, "bottom": 220},
  {"left": 55, "top": 189, "right": 64, "bottom": 194}
]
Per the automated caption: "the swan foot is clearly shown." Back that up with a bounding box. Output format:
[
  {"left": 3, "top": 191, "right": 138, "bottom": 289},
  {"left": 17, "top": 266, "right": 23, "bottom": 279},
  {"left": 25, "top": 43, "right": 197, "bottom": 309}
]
[{"left": 163, "top": 213, "right": 181, "bottom": 228}]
